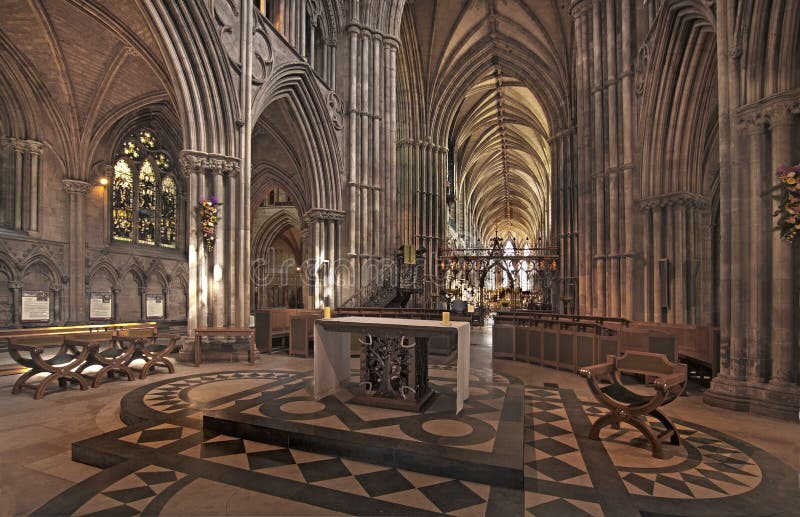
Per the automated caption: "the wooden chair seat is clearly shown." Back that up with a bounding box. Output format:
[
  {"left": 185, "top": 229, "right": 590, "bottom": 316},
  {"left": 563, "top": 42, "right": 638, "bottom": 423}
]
[{"left": 580, "top": 351, "right": 687, "bottom": 459}]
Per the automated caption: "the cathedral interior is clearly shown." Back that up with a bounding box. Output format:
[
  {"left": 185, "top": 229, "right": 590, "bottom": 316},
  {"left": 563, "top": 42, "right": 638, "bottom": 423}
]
[{"left": 0, "top": 0, "right": 798, "bottom": 515}]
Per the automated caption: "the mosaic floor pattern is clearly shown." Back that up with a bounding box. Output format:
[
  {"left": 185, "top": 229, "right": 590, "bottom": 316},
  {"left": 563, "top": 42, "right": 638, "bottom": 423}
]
[{"left": 33, "top": 366, "right": 799, "bottom": 516}]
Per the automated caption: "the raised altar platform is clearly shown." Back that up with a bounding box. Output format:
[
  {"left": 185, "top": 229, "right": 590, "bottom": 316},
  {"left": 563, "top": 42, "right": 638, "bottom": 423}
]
[{"left": 203, "top": 365, "right": 524, "bottom": 488}]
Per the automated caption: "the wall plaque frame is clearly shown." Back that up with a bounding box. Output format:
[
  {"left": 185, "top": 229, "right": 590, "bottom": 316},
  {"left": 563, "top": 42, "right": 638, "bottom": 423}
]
[
  {"left": 146, "top": 294, "right": 165, "bottom": 319},
  {"left": 89, "top": 292, "right": 113, "bottom": 320},
  {"left": 21, "top": 290, "right": 50, "bottom": 323}
]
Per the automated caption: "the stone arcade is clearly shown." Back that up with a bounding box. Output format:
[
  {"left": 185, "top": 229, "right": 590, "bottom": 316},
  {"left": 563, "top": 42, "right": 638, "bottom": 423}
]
[{"left": 0, "top": 1, "right": 798, "bottom": 516}]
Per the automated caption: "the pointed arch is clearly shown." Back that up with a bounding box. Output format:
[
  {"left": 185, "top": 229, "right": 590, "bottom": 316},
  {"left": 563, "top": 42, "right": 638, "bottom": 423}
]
[
  {"left": 251, "top": 64, "right": 343, "bottom": 211},
  {"left": 86, "top": 259, "right": 121, "bottom": 289}
]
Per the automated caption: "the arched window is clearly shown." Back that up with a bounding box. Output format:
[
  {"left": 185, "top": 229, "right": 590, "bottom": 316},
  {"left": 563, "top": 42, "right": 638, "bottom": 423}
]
[{"left": 111, "top": 128, "right": 177, "bottom": 248}]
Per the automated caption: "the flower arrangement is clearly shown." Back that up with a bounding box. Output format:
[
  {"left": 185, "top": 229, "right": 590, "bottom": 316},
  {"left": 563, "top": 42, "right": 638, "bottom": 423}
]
[
  {"left": 199, "top": 197, "right": 222, "bottom": 252},
  {"left": 772, "top": 164, "right": 800, "bottom": 243}
]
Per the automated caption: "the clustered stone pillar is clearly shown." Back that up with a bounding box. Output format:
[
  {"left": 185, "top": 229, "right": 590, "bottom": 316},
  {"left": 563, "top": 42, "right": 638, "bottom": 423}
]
[
  {"left": 345, "top": 21, "right": 399, "bottom": 297},
  {"left": 570, "top": 0, "right": 643, "bottom": 318},
  {"left": 397, "top": 138, "right": 448, "bottom": 299},
  {"left": 180, "top": 151, "right": 241, "bottom": 331},
  {"left": 639, "top": 194, "right": 710, "bottom": 324},
  {"left": 706, "top": 97, "right": 800, "bottom": 418},
  {"left": 550, "top": 127, "right": 577, "bottom": 313},
  {"left": 8, "top": 138, "right": 43, "bottom": 235},
  {"left": 304, "top": 209, "right": 343, "bottom": 308},
  {"left": 62, "top": 179, "right": 91, "bottom": 323}
]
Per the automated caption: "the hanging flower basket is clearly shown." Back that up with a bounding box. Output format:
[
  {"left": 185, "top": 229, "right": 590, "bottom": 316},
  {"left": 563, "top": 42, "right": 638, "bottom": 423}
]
[
  {"left": 199, "top": 197, "right": 222, "bottom": 252},
  {"left": 772, "top": 164, "right": 800, "bottom": 243}
]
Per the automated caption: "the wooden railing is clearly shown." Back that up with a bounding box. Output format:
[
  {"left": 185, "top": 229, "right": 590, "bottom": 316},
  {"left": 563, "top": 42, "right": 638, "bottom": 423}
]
[{"left": 493, "top": 314, "right": 719, "bottom": 374}]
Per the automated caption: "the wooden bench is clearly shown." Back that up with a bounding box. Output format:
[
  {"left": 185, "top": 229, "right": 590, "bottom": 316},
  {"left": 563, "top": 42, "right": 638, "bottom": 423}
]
[
  {"left": 118, "top": 329, "right": 179, "bottom": 378},
  {"left": 8, "top": 334, "right": 102, "bottom": 399},
  {"left": 580, "top": 351, "right": 688, "bottom": 459},
  {"left": 68, "top": 332, "right": 136, "bottom": 387}
]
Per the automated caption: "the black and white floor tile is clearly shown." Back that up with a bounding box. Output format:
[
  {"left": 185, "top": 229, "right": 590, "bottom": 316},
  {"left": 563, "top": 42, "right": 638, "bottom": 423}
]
[{"left": 32, "top": 366, "right": 800, "bottom": 516}]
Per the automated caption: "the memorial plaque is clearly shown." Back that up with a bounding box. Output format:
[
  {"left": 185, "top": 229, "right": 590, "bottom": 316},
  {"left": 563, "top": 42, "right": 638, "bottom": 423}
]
[
  {"left": 146, "top": 293, "right": 164, "bottom": 319},
  {"left": 21, "top": 290, "right": 50, "bottom": 322},
  {"left": 90, "top": 292, "right": 113, "bottom": 320}
]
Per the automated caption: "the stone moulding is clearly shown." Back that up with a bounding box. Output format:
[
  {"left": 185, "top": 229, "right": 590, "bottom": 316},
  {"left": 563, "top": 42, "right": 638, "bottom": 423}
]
[
  {"left": 62, "top": 179, "right": 92, "bottom": 195},
  {"left": 179, "top": 150, "right": 241, "bottom": 178},
  {"left": 303, "top": 208, "right": 346, "bottom": 223},
  {"left": 637, "top": 191, "right": 710, "bottom": 211}
]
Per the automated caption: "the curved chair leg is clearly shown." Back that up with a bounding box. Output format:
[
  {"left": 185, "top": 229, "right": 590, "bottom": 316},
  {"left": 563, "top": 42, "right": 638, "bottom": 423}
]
[
  {"left": 588, "top": 413, "right": 621, "bottom": 440},
  {"left": 91, "top": 365, "right": 134, "bottom": 387},
  {"left": 624, "top": 415, "right": 665, "bottom": 459},
  {"left": 650, "top": 409, "right": 680, "bottom": 446},
  {"left": 34, "top": 374, "right": 61, "bottom": 399},
  {"left": 140, "top": 358, "right": 174, "bottom": 379},
  {"left": 13, "top": 369, "right": 38, "bottom": 394}
]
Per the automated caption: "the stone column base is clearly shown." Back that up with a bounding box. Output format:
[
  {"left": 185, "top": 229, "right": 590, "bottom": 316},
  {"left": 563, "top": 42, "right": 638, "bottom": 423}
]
[{"left": 704, "top": 375, "right": 800, "bottom": 422}]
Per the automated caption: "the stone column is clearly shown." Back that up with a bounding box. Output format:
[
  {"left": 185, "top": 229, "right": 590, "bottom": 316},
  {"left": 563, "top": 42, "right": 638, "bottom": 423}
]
[
  {"left": 571, "top": 0, "right": 592, "bottom": 314},
  {"left": 180, "top": 151, "right": 240, "bottom": 332},
  {"left": 744, "top": 116, "right": 769, "bottom": 382},
  {"left": 62, "top": 179, "right": 91, "bottom": 323},
  {"left": 138, "top": 286, "right": 147, "bottom": 322},
  {"left": 768, "top": 106, "right": 795, "bottom": 385},
  {"left": 26, "top": 141, "right": 43, "bottom": 234},
  {"left": 652, "top": 207, "right": 663, "bottom": 322},
  {"left": 10, "top": 138, "right": 24, "bottom": 230},
  {"left": 9, "top": 281, "right": 22, "bottom": 327},
  {"left": 212, "top": 171, "right": 225, "bottom": 327},
  {"left": 620, "top": 0, "right": 636, "bottom": 320}
]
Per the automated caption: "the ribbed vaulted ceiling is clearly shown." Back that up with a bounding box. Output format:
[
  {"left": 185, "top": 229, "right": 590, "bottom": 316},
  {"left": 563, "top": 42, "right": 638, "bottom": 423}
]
[{"left": 405, "top": 0, "right": 570, "bottom": 243}]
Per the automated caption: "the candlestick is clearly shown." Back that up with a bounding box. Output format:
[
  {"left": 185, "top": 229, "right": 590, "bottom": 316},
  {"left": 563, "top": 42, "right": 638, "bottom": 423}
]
[
  {"left": 442, "top": 311, "right": 450, "bottom": 325},
  {"left": 323, "top": 306, "right": 331, "bottom": 319}
]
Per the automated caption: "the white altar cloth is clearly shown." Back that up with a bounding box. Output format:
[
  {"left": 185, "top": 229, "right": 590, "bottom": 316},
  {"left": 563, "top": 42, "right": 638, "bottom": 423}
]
[{"left": 313, "top": 317, "right": 471, "bottom": 413}]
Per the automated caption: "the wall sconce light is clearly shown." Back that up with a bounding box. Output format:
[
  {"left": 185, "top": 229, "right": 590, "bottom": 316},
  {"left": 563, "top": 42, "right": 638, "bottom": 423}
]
[{"left": 98, "top": 177, "right": 109, "bottom": 186}]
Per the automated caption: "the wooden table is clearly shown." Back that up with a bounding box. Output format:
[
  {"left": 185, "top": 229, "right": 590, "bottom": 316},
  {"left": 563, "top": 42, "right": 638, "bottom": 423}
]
[
  {"left": 314, "top": 317, "right": 471, "bottom": 413},
  {"left": 193, "top": 327, "right": 256, "bottom": 367}
]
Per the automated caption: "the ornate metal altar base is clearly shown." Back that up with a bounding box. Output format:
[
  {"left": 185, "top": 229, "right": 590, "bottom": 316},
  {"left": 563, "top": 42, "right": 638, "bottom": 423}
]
[{"left": 350, "top": 334, "right": 435, "bottom": 411}]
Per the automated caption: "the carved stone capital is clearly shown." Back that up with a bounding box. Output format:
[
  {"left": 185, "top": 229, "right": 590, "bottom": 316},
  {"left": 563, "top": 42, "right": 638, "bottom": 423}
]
[
  {"left": 8, "top": 281, "right": 22, "bottom": 290},
  {"left": 328, "top": 92, "right": 344, "bottom": 131},
  {"left": 27, "top": 141, "right": 44, "bottom": 155},
  {"left": 62, "top": 179, "right": 91, "bottom": 195},
  {"left": 9, "top": 138, "right": 43, "bottom": 154},
  {"left": 179, "top": 150, "right": 241, "bottom": 178},
  {"left": 737, "top": 113, "right": 769, "bottom": 134},
  {"left": 638, "top": 192, "right": 710, "bottom": 211},
  {"left": 303, "top": 208, "right": 346, "bottom": 224}
]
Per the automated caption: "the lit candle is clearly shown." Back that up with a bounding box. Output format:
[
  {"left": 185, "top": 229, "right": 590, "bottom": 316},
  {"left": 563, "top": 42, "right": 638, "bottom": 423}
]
[
  {"left": 323, "top": 306, "right": 331, "bottom": 319},
  {"left": 442, "top": 311, "right": 450, "bottom": 325}
]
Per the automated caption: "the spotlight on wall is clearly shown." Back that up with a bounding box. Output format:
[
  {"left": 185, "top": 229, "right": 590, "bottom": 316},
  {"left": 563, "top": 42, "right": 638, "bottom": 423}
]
[{"left": 98, "top": 177, "right": 109, "bottom": 186}]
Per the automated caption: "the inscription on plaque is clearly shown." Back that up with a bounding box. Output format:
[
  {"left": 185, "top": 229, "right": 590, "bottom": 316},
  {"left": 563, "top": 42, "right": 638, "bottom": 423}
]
[
  {"left": 21, "top": 290, "right": 50, "bottom": 322},
  {"left": 90, "top": 292, "right": 113, "bottom": 320},
  {"left": 146, "top": 294, "right": 164, "bottom": 319}
]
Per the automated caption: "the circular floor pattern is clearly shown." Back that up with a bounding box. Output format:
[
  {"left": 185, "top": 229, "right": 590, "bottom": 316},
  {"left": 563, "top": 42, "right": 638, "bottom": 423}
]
[
  {"left": 422, "top": 418, "right": 474, "bottom": 437},
  {"left": 32, "top": 369, "right": 798, "bottom": 517}
]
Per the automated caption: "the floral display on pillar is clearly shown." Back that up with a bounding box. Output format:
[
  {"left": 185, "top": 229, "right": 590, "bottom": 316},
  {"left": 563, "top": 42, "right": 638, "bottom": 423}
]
[
  {"left": 772, "top": 164, "right": 800, "bottom": 242},
  {"left": 199, "top": 197, "right": 222, "bottom": 252}
]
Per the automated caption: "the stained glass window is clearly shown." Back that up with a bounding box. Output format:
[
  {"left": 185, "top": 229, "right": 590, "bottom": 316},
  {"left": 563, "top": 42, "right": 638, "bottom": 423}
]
[
  {"left": 111, "top": 128, "right": 178, "bottom": 249},
  {"left": 138, "top": 160, "right": 156, "bottom": 245},
  {"left": 112, "top": 159, "right": 133, "bottom": 241},
  {"left": 161, "top": 176, "right": 177, "bottom": 248}
]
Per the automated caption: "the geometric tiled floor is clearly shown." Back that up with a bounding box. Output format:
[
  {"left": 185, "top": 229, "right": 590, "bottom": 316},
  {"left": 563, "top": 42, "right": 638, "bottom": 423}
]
[{"left": 31, "top": 364, "right": 800, "bottom": 516}]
